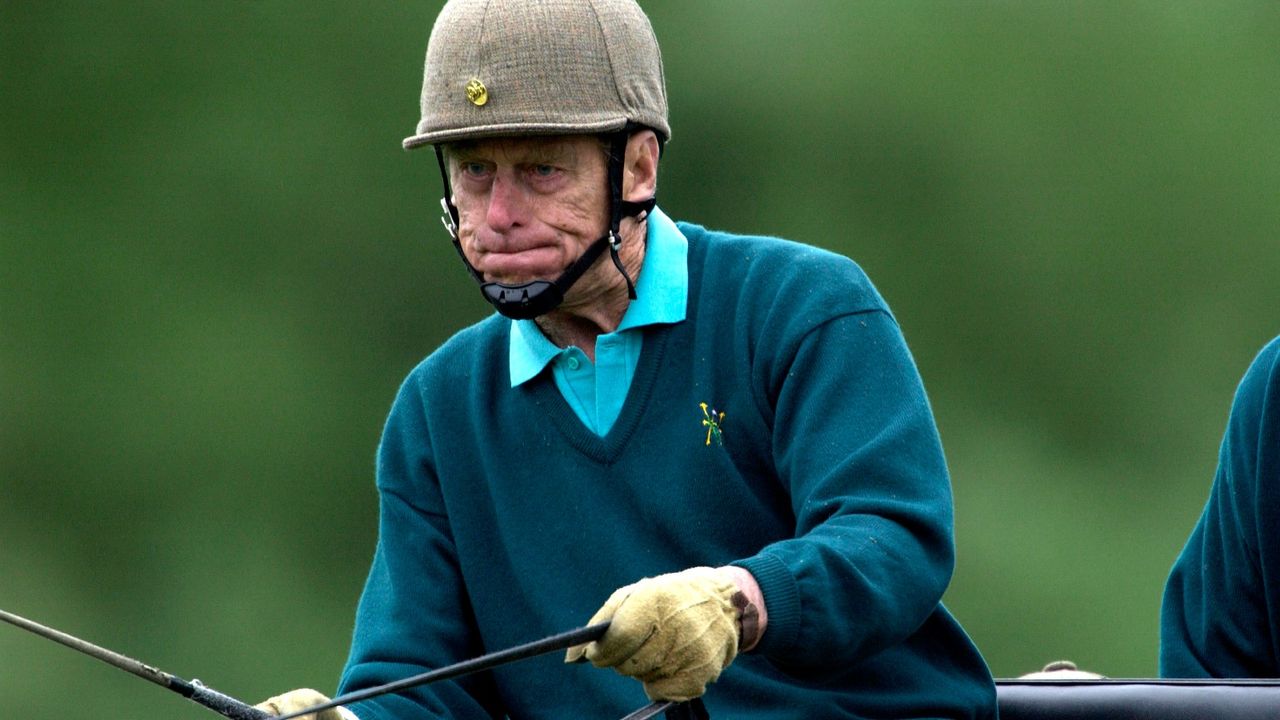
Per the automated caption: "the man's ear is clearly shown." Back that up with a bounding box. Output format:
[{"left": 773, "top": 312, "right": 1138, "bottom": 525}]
[{"left": 623, "top": 130, "right": 660, "bottom": 201}]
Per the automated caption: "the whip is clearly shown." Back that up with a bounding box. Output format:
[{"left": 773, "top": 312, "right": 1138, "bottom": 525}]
[
  {"left": 272, "top": 623, "right": 611, "bottom": 719},
  {"left": 273, "top": 621, "right": 708, "bottom": 720},
  {"left": 0, "top": 607, "right": 269, "bottom": 720},
  {"left": 2, "top": 608, "right": 707, "bottom": 720}
]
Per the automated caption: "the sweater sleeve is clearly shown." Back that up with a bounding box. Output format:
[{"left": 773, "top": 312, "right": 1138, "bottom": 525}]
[
  {"left": 337, "top": 371, "right": 502, "bottom": 720},
  {"left": 735, "top": 308, "right": 956, "bottom": 675},
  {"left": 1160, "top": 337, "right": 1280, "bottom": 677}
]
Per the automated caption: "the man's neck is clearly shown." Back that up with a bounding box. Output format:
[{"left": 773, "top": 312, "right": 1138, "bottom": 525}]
[{"left": 534, "top": 222, "right": 647, "bottom": 362}]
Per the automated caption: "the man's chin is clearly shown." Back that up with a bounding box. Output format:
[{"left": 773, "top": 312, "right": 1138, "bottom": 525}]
[
  {"left": 481, "top": 265, "right": 569, "bottom": 286},
  {"left": 483, "top": 275, "right": 548, "bottom": 287}
]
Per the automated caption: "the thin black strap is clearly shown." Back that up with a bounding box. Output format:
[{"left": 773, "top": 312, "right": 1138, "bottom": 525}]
[
  {"left": 271, "top": 624, "right": 610, "bottom": 720},
  {"left": 617, "top": 698, "right": 710, "bottom": 720}
]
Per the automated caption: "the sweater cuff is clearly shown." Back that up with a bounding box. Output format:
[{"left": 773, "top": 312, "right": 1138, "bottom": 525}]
[{"left": 733, "top": 553, "right": 800, "bottom": 657}]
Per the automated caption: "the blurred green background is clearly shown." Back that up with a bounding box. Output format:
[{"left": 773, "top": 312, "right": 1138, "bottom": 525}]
[{"left": 4, "top": 1, "right": 1279, "bottom": 716}]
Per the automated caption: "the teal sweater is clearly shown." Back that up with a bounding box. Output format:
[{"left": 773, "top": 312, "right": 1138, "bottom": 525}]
[
  {"left": 1161, "top": 335, "right": 1280, "bottom": 676},
  {"left": 339, "top": 222, "right": 997, "bottom": 719}
]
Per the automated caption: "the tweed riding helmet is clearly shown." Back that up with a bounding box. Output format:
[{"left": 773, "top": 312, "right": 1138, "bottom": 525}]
[{"left": 407, "top": 0, "right": 670, "bottom": 320}]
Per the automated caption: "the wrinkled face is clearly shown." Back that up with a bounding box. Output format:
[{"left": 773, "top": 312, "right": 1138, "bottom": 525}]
[{"left": 446, "top": 135, "right": 609, "bottom": 287}]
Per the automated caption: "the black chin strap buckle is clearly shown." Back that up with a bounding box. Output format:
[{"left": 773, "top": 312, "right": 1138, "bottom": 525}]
[{"left": 480, "top": 280, "right": 565, "bottom": 320}]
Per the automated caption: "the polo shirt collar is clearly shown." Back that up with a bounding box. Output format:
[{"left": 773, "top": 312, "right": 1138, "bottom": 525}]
[{"left": 508, "top": 207, "right": 688, "bottom": 386}]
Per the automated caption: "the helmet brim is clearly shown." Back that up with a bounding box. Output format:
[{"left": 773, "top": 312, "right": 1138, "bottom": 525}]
[{"left": 403, "top": 117, "right": 633, "bottom": 150}]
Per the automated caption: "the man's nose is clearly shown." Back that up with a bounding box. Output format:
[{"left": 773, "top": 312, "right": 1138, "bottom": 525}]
[{"left": 484, "top": 171, "right": 528, "bottom": 232}]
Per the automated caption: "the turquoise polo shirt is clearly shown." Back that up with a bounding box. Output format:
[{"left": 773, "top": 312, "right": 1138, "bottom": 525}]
[{"left": 508, "top": 207, "right": 688, "bottom": 435}]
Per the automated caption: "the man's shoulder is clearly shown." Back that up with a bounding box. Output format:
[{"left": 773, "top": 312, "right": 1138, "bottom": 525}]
[
  {"left": 1229, "top": 334, "right": 1280, "bottom": 429},
  {"left": 408, "top": 313, "right": 508, "bottom": 384},
  {"left": 1234, "top": 335, "right": 1280, "bottom": 402},
  {"left": 1216, "top": 334, "right": 1280, "bottom": 500},
  {"left": 1251, "top": 335, "right": 1280, "bottom": 379},
  {"left": 680, "top": 221, "right": 868, "bottom": 278},
  {"left": 677, "top": 219, "right": 885, "bottom": 314}
]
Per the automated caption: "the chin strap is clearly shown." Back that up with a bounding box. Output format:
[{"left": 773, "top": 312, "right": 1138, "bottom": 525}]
[{"left": 433, "top": 132, "right": 654, "bottom": 320}]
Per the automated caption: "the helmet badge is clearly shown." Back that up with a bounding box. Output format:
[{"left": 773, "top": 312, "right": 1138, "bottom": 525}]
[{"left": 464, "top": 78, "right": 489, "bottom": 107}]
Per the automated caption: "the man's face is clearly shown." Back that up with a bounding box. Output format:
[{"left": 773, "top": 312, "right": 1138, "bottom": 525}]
[{"left": 447, "top": 135, "right": 608, "bottom": 287}]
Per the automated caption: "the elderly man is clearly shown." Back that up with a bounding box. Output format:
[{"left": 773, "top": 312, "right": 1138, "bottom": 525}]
[{"left": 259, "top": 1, "right": 997, "bottom": 718}]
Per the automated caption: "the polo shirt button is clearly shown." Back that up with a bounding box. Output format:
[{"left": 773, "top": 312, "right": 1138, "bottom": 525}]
[{"left": 566, "top": 356, "right": 580, "bottom": 371}]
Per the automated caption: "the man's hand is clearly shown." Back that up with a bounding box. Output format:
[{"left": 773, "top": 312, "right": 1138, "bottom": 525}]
[
  {"left": 255, "top": 688, "right": 344, "bottom": 720},
  {"left": 565, "top": 566, "right": 741, "bottom": 701}
]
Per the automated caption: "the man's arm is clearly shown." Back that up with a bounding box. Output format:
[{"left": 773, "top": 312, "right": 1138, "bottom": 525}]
[
  {"left": 337, "top": 372, "right": 502, "bottom": 720},
  {"left": 735, "top": 308, "right": 956, "bottom": 675},
  {"left": 1161, "top": 337, "right": 1280, "bottom": 677}
]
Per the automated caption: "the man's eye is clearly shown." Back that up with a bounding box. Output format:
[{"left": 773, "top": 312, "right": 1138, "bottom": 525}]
[
  {"left": 461, "top": 162, "right": 489, "bottom": 177},
  {"left": 532, "top": 164, "right": 557, "bottom": 177}
]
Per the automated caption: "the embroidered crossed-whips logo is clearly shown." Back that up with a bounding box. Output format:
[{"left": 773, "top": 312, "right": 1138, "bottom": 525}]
[{"left": 699, "top": 402, "right": 725, "bottom": 446}]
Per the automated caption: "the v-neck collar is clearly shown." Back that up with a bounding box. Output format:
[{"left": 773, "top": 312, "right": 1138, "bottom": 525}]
[{"left": 523, "top": 325, "right": 671, "bottom": 463}]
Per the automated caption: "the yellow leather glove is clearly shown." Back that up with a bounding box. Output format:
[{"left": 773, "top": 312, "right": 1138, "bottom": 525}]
[
  {"left": 255, "top": 688, "right": 344, "bottom": 720},
  {"left": 565, "top": 566, "right": 740, "bottom": 701}
]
